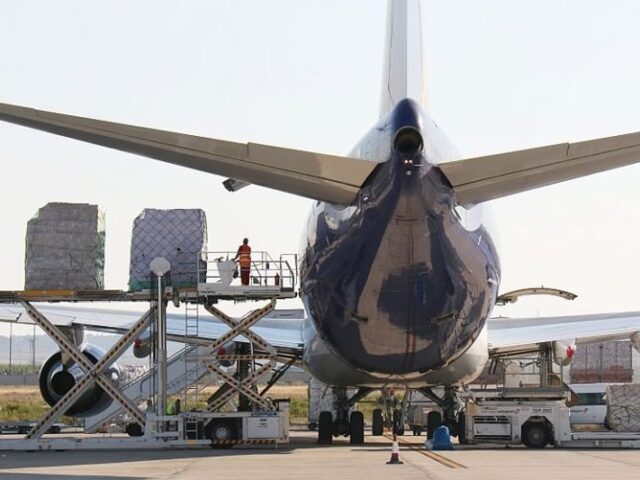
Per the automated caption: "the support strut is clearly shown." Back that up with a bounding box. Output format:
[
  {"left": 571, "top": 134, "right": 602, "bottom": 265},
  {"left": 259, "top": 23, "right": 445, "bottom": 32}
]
[
  {"left": 20, "top": 301, "right": 149, "bottom": 439},
  {"left": 203, "top": 300, "right": 278, "bottom": 412}
]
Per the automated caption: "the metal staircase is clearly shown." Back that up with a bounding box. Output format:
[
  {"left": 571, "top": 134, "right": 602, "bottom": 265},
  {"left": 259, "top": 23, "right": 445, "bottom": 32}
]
[
  {"left": 83, "top": 344, "right": 212, "bottom": 433},
  {"left": 182, "top": 291, "right": 201, "bottom": 410}
]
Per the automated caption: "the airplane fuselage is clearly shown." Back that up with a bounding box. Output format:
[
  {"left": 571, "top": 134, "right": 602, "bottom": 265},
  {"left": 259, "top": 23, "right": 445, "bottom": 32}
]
[{"left": 300, "top": 99, "right": 500, "bottom": 387}]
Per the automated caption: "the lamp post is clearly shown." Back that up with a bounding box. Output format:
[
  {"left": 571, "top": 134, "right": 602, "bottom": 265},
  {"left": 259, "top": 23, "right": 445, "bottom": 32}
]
[
  {"left": 150, "top": 257, "right": 170, "bottom": 426},
  {"left": 8, "top": 322, "right": 12, "bottom": 373}
]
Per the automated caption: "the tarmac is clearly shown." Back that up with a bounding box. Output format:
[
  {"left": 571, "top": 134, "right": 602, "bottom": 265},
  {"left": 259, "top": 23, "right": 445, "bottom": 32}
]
[{"left": 0, "top": 431, "right": 639, "bottom": 480}]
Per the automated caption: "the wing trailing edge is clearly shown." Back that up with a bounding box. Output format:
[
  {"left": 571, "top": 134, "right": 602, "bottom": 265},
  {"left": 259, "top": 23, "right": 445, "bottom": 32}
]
[
  {"left": 440, "top": 131, "right": 640, "bottom": 206},
  {"left": 487, "top": 311, "right": 640, "bottom": 357},
  {"left": 0, "top": 102, "right": 377, "bottom": 204}
]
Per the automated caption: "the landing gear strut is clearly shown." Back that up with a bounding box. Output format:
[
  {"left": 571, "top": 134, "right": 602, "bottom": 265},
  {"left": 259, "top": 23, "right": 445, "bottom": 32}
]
[
  {"left": 317, "top": 387, "right": 371, "bottom": 445},
  {"left": 378, "top": 387, "right": 410, "bottom": 435},
  {"left": 420, "top": 386, "right": 465, "bottom": 440}
]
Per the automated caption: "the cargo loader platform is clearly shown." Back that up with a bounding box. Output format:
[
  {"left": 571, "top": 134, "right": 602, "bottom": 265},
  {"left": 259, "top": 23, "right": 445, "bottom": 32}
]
[{"left": 0, "top": 249, "right": 298, "bottom": 450}]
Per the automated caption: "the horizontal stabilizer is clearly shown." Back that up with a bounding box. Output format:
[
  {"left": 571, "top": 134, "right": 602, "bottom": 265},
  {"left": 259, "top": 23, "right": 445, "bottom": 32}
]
[
  {"left": 0, "top": 102, "right": 377, "bottom": 204},
  {"left": 440, "top": 131, "right": 640, "bottom": 206}
]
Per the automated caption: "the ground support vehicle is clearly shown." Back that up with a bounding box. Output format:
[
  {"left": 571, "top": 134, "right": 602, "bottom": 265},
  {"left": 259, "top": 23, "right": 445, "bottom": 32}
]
[
  {"left": 462, "top": 389, "right": 640, "bottom": 448},
  {"left": 0, "top": 251, "right": 296, "bottom": 450}
]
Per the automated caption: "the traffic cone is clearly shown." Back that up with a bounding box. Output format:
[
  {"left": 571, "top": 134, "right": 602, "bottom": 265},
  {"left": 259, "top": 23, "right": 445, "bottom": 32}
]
[{"left": 386, "top": 434, "right": 404, "bottom": 465}]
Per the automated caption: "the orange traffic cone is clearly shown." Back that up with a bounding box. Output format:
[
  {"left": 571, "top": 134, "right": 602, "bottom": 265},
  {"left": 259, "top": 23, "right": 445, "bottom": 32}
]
[{"left": 386, "top": 434, "right": 404, "bottom": 465}]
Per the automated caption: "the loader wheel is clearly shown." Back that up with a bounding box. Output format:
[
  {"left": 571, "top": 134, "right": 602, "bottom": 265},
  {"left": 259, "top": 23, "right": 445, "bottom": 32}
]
[
  {"left": 208, "top": 420, "right": 237, "bottom": 449},
  {"left": 125, "top": 423, "right": 143, "bottom": 437},
  {"left": 522, "top": 421, "right": 548, "bottom": 449}
]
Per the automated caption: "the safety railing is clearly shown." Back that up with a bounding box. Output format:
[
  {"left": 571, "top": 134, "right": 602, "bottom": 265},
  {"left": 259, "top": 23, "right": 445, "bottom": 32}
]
[{"left": 198, "top": 251, "right": 297, "bottom": 291}]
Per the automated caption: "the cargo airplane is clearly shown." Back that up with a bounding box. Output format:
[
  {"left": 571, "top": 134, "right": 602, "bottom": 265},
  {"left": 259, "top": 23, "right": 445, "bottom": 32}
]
[{"left": 1, "top": 0, "right": 640, "bottom": 446}]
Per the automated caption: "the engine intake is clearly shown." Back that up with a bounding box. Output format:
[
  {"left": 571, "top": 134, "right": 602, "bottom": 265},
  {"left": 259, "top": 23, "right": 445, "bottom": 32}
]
[{"left": 39, "top": 344, "right": 120, "bottom": 417}]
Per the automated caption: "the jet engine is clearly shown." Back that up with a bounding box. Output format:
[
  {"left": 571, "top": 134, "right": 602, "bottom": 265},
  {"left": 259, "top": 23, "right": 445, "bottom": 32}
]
[
  {"left": 552, "top": 339, "right": 576, "bottom": 367},
  {"left": 39, "top": 344, "right": 120, "bottom": 417},
  {"left": 215, "top": 341, "right": 238, "bottom": 368},
  {"left": 133, "top": 332, "right": 152, "bottom": 359}
]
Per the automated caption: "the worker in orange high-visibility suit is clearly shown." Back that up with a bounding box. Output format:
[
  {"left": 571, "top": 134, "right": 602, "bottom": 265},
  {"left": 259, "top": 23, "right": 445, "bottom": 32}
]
[{"left": 234, "top": 238, "right": 252, "bottom": 286}]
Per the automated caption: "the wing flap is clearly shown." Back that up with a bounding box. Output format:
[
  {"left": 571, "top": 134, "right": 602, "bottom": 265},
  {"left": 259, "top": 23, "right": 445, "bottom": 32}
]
[
  {"left": 0, "top": 304, "right": 306, "bottom": 353},
  {"left": 487, "top": 311, "right": 640, "bottom": 356},
  {"left": 0, "top": 102, "right": 377, "bottom": 204},
  {"left": 440, "top": 131, "right": 640, "bottom": 206}
]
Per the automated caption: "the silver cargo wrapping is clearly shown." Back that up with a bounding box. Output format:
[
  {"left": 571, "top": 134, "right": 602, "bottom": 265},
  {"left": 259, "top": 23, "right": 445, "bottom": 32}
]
[
  {"left": 24, "top": 203, "right": 105, "bottom": 290},
  {"left": 606, "top": 384, "right": 640, "bottom": 432},
  {"left": 128, "top": 209, "right": 207, "bottom": 291}
]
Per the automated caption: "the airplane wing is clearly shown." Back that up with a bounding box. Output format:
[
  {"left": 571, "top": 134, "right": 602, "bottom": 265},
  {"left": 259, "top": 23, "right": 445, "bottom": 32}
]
[
  {"left": 439, "top": 131, "right": 640, "bottom": 206},
  {"left": 0, "top": 304, "right": 306, "bottom": 358},
  {"left": 0, "top": 102, "right": 377, "bottom": 204},
  {"left": 487, "top": 311, "right": 640, "bottom": 356}
]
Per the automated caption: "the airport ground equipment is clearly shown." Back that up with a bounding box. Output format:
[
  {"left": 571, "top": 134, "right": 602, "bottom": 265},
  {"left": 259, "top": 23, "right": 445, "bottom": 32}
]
[
  {"left": 462, "top": 389, "right": 640, "bottom": 448},
  {"left": 414, "top": 345, "right": 640, "bottom": 449},
  {"left": 463, "top": 390, "right": 572, "bottom": 448},
  {"left": 0, "top": 250, "right": 297, "bottom": 450},
  {"left": 458, "top": 348, "right": 640, "bottom": 448}
]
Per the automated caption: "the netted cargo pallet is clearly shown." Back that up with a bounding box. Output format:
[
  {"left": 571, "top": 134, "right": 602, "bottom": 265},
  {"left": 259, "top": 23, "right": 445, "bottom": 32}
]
[
  {"left": 25, "top": 203, "right": 105, "bottom": 290},
  {"left": 606, "top": 384, "right": 640, "bottom": 432},
  {"left": 129, "top": 209, "right": 207, "bottom": 291}
]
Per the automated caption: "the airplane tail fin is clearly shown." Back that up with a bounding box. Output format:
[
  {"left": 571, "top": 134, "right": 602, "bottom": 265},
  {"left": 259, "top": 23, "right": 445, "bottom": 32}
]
[{"left": 380, "top": 0, "right": 428, "bottom": 119}]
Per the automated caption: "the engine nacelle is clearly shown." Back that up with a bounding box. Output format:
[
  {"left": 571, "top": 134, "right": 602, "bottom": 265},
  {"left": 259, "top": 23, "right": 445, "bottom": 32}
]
[
  {"left": 216, "top": 341, "right": 238, "bottom": 368},
  {"left": 133, "top": 332, "right": 152, "bottom": 358},
  {"left": 39, "top": 344, "right": 120, "bottom": 417},
  {"left": 552, "top": 339, "right": 576, "bottom": 367}
]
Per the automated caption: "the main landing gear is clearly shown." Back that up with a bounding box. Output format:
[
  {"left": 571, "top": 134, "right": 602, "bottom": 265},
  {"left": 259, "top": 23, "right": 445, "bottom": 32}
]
[
  {"left": 420, "top": 386, "right": 467, "bottom": 443},
  {"left": 317, "top": 387, "right": 371, "bottom": 445},
  {"left": 316, "top": 387, "right": 414, "bottom": 444}
]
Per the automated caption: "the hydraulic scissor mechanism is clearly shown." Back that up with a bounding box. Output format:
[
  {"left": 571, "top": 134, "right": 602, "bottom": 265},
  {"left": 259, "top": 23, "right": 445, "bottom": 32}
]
[
  {"left": 203, "top": 300, "right": 278, "bottom": 412},
  {"left": 19, "top": 301, "right": 149, "bottom": 440}
]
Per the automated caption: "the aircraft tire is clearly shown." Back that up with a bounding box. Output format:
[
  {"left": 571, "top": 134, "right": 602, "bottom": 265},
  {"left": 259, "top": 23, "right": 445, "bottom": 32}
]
[
  {"left": 349, "top": 411, "right": 365, "bottom": 444},
  {"left": 372, "top": 409, "right": 384, "bottom": 436},
  {"left": 393, "top": 409, "right": 404, "bottom": 435},
  {"left": 318, "top": 411, "right": 333, "bottom": 444},
  {"left": 426, "top": 411, "right": 441, "bottom": 439},
  {"left": 457, "top": 413, "right": 467, "bottom": 444}
]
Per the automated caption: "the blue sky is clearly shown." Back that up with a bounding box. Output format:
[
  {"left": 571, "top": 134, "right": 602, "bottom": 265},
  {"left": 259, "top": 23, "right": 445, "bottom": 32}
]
[{"left": 1, "top": 0, "right": 640, "bottom": 335}]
